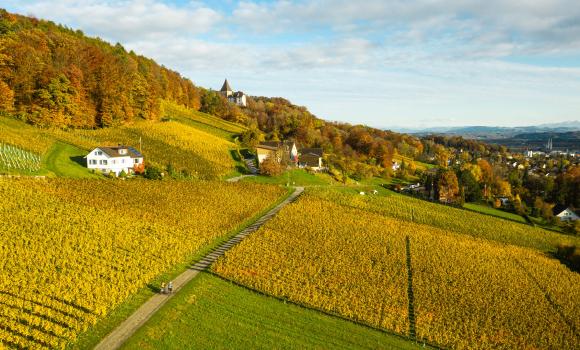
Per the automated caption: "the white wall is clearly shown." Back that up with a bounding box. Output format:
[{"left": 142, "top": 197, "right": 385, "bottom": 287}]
[{"left": 86, "top": 148, "right": 143, "bottom": 175}]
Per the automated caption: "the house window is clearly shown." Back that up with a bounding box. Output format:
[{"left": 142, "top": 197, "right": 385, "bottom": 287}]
[
  {"left": 121, "top": 159, "right": 125, "bottom": 164},
  {"left": 96, "top": 151, "right": 102, "bottom": 156},
  {"left": 90, "top": 159, "right": 97, "bottom": 165},
  {"left": 134, "top": 158, "right": 139, "bottom": 164},
  {"left": 100, "top": 160, "right": 107, "bottom": 165}
]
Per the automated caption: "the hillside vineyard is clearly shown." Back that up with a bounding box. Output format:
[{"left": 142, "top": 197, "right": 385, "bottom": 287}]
[
  {"left": 0, "top": 105, "right": 238, "bottom": 179},
  {"left": 0, "top": 179, "right": 285, "bottom": 349},
  {"left": 213, "top": 191, "right": 580, "bottom": 349}
]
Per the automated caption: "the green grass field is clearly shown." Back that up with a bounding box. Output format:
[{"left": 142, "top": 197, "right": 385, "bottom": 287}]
[
  {"left": 121, "top": 273, "right": 420, "bottom": 350},
  {"left": 243, "top": 169, "right": 336, "bottom": 186},
  {"left": 44, "top": 142, "right": 100, "bottom": 178},
  {"left": 463, "top": 203, "right": 527, "bottom": 224}
]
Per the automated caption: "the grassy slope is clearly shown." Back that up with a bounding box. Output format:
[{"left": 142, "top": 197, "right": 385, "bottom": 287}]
[
  {"left": 121, "top": 273, "right": 419, "bottom": 350},
  {"left": 463, "top": 202, "right": 527, "bottom": 224},
  {"left": 43, "top": 142, "right": 100, "bottom": 178}
]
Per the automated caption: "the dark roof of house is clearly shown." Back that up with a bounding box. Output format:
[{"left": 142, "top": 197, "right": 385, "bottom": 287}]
[
  {"left": 257, "top": 141, "right": 296, "bottom": 151},
  {"left": 220, "top": 79, "right": 232, "bottom": 92},
  {"left": 256, "top": 145, "right": 278, "bottom": 151},
  {"left": 553, "top": 204, "right": 573, "bottom": 216},
  {"left": 300, "top": 154, "right": 322, "bottom": 167},
  {"left": 98, "top": 146, "right": 142, "bottom": 158},
  {"left": 299, "top": 148, "right": 323, "bottom": 157},
  {"left": 233, "top": 91, "right": 245, "bottom": 97},
  {"left": 259, "top": 141, "right": 281, "bottom": 148}
]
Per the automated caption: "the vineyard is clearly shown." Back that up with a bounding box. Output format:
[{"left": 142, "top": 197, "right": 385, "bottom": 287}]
[
  {"left": 213, "top": 192, "right": 580, "bottom": 349},
  {"left": 0, "top": 143, "right": 42, "bottom": 173},
  {"left": 48, "top": 121, "right": 236, "bottom": 179},
  {"left": 0, "top": 104, "right": 244, "bottom": 179},
  {"left": 0, "top": 117, "right": 54, "bottom": 155},
  {"left": 308, "top": 187, "right": 579, "bottom": 252},
  {"left": 161, "top": 100, "right": 246, "bottom": 141},
  {"left": 0, "top": 179, "right": 285, "bottom": 349}
]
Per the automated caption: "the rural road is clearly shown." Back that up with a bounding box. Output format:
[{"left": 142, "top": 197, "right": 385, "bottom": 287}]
[{"left": 94, "top": 187, "right": 304, "bottom": 350}]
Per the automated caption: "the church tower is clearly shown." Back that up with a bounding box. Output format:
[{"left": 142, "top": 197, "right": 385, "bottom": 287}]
[{"left": 220, "top": 79, "right": 233, "bottom": 97}]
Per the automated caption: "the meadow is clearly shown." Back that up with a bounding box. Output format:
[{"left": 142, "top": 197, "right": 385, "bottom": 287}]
[
  {"left": 213, "top": 190, "right": 580, "bottom": 349},
  {"left": 0, "top": 179, "right": 285, "bottom": 349},
  {"left": 120, "top": 272, "right": 420, "bottom": 350}
]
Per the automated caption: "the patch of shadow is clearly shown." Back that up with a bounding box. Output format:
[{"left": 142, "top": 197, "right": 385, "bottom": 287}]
[{"left": 70, "top": 155, "right": 86, "bottom": 167}]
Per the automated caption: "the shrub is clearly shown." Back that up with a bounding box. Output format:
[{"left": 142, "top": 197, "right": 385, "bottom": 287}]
[
  {"left": 260, "top": 155, "right": 283, "bottom": 176},
  {"left": 144, "top": 165, "right": 163, "bottom": 180}
]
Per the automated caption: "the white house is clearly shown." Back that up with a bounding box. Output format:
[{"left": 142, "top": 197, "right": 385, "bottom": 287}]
[
  {"left": 85, "top": 146, "right": 143, "bottom": 176},
  {"left": 220, "top": 79, "right": 247, "bottom": 107},
  {"left": 553, "top": 205, "right": 579, "bottom": 222}
]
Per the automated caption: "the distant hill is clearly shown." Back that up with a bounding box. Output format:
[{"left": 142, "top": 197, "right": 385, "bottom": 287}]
[{"left": 391, "top": 121, "right": 580, "bottom": 138}]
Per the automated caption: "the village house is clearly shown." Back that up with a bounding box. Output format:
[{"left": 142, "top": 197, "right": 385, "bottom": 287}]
[
  {"left": 255, "top": 141, "right": 298, "bottom": 165},
  {"left": 298, "top": 148, "right": 324, "bottom": 171},
  {"left": 85, "top": 146, "right": 144, "bottom": 176},
  {"left": 553, "top": 205, "right": 579, "bottom": 222},
  {"left": 219, "top": 79, "right": 247, "bottom": 107}
]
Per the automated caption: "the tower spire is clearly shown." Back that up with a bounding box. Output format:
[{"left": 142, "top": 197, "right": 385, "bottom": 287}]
[{"left": 220, "top": 79, "right": 232, "bottom": 93}]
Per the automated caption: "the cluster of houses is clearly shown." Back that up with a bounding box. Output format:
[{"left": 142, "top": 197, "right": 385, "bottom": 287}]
[
  {"left": 255, "top": 141, "right": 325, "bottom": 171},
  {"left": 84, "top": 140, "right": 324, "bottom": 176}
]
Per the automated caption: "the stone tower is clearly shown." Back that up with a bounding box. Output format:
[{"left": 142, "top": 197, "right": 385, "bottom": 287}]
[{"left": 220, "top": 79, "right": 233, "bottom": 97}]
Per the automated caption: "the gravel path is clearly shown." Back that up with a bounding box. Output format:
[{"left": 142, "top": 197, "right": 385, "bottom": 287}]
[{"left": 94, "top": 187, "right": 304, "bottom": 350}]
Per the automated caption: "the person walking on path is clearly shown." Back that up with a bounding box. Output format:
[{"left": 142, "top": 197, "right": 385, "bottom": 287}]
[
  {"left": 168, "top": 281, "right": 174, "bottom": 294},
  {"left": 160, "top": 282, "right": 166, "bottom": 294}
]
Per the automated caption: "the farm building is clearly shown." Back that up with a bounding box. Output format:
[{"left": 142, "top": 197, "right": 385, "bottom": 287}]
[
  {"left": 85, "top": 146, "right": 144, "bottom": 176},
  {"left": 256, "top": 141, "right": 298, "bottom": 164},
  {"left": 553, "top": 205, "right": 579, "bottom": 222},
  {"left": 298, "top": 148, "right": 324, "bottom": 171}
]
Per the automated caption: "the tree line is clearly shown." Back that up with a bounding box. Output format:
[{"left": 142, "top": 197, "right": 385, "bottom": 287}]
[{"left": 0, "top": 9, "right": 201, "bottom": 128}]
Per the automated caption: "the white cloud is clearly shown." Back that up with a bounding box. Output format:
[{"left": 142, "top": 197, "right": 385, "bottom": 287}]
[
  {"left": 4, "top": 0, "right": 579, "bottom": 127},
  {"left": 20, "top": 0, "right": 222, "bottom": 42},
  {"left": 231, "top": 0, "right": 580, "bottom": 57}
]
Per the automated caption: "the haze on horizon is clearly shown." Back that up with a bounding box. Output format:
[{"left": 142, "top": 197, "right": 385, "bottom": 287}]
[{"left": 5, "top": 0, "right": 580, "bottom": 129}]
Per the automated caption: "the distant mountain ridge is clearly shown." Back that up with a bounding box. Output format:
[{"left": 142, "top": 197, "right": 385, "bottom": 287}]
[{"left": 390, "top": 121, "right": 580, "bottom": 138}]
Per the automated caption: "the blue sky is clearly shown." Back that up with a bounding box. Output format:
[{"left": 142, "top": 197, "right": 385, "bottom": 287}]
[{"left": 4, "top": 0, "right": 580, "bottom": 128}]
